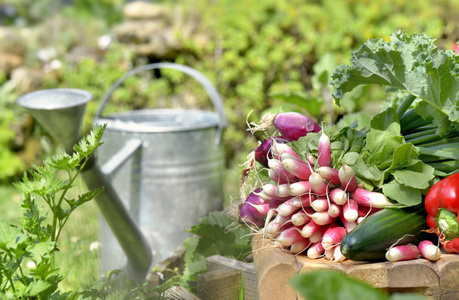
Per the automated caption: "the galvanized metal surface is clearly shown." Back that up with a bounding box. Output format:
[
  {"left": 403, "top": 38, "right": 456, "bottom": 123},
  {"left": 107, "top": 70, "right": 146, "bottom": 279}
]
[{"left": 95, "top": 63, "right": 226, "bottom": 273}]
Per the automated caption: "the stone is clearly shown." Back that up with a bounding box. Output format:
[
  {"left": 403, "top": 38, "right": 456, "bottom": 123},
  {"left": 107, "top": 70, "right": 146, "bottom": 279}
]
[
  {"left": 123, "top": 1, "right": 171, "bottom": 21},
  {"left": 0, "top": 52, "right": 23, "bottom": 76},
  {"left": 10, "top": 66, "right": 45, "bottom": 94}
]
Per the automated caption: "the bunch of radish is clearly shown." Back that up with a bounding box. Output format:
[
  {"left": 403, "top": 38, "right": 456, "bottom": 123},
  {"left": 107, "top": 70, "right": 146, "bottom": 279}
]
[{"left": 238, "top": 112, "right": 393, "bottom": 261}]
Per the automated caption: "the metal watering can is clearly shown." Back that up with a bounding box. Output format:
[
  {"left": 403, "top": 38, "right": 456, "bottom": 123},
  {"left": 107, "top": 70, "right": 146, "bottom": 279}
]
[{"left": 17, "top": 63, "right": 227, "bottom": 280}]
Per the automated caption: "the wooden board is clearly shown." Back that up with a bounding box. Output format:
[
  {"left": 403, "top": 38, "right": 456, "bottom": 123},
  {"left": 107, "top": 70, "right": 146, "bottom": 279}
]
[
  {"left": 252, "top": 233, "right": 459, "bottom": 300},
  {"left": 197, "top": 255, "right": 259, "bottom": 300}
]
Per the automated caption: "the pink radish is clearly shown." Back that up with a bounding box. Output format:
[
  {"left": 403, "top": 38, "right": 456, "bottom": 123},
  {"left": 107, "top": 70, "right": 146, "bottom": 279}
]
[
  {"left": 356, "top": 216, "right": 365, "bottom": 224},
  {"left": 307, "top": 154, "right": 317, "bottom": 166},
  {"left": 276, "top": 226, "right": 304, "bottom": 246},
  {"left": 290, "top": 238, "right": 311, "bottom": 254},
  {"left": 277, "top": 201, "right": 301, "bottom": 217},
  {"left": 386, "top": 244, "right": 420, "bottom": 262},
  {"left": 317, "top": 131, "right": 332, "bottom": 167},
  {"left": 291, "top": 209, "right": 313, "bottom": 226},
  {"left": 352, "top": 188, "right": 393, "bottom": 208},
  {"left": 328, "top": 203, "right": 341, "bottom": 218},
  {"left": 324, "top": 247, "right": 335, "bottom": 260},
  {"left": 309, "top": 211, "right": 337, "bottom": 226},
  {"left": 272, "top": 112, "right": 321, "bottom": 141},
  {"left": 309, "top": 226, "right": 327, "bottom": 243},
  {"left": 292, "top": 194, "right": 315, "bottom": 208},
  {"left": 338, "top": 165, "right": 358, "bottom": 192},
  {"left": 316, "top": 166, "right": 340, "bottom": 184},
  {"left": 307, "top": 242, "right": 325, "bottom": 259},
  {"left": 273, "top": 213, "right": 293, "bottom": 225},
  {"left": 342, "top": 199, "right": 359, "bottom": 222},
  {"left": 418, "top": 240, "right": 441, "bottom": 261},
  {"left": 247, "top": 203, "right": 270, "bottom": 216},
  {"left": 321, "top": 226, "right": 347, "bottom": 250},
  {"left": 268, "top": 169, "right": 288, "bottom": 184},
  {"left": 310, "top": 198, "right": 329, "bottom": 212},
  {"left": 301, "top": 220, "right": 322, "bottom": 238},
  {"left": 309, "top": 172, "right": 328, "bottom": 195},
  {"left": 289, "top": 181, "right": 312, "bottom": 196},
  {"left": 268, "top": 158, "right": 298, "bottom": 183},
  {"left": 281, "top": 158, "right": 312, "bottom": 180},
  {"left": 358, "top": 205, "right": 382, "bottom": 217},
  {"left": 333, "top": 245, "right": 346, "bottom": 262},
  {"left": 339, "top": 214, "right": 357, "bottom": 233},
  {"left": 264, "top": 220, "right": 292, "bottom": 238},
  {"left": 276, "top": 195, "right": 313, "bottom": 217},
  {"left": 253, "top": 190, "right": 273, "bottom": 202},
  {"left": 239, "top": 191, "right": 267, "bottom": 227},
  {"left": 262, "top": 183, "right": 290, "bottom": 199},
  {"left": 272, "top": 142, "right": 301, "bottom": 160},
  {"left": 268, "top": 199, "right": 284, "bottom": 210},
  {"left": 329, "top": 188, "right": 348, "bottom": 205}
]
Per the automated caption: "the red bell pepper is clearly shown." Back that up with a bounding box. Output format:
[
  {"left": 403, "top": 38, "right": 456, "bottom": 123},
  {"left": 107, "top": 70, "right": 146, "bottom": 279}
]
[{"left": 424, "top": 173, "right": 459, "bottom": 253}]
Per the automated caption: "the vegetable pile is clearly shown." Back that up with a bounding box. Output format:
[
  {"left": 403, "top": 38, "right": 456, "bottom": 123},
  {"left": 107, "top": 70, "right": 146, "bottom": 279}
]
[{"left": 236, "top": 30, "right": 459, "bottom": 263}]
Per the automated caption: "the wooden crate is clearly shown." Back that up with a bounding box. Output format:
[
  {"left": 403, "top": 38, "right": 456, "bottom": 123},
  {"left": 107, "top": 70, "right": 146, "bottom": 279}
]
[{"left": 252, "top": 233, "right": 459, "bottom": 300}]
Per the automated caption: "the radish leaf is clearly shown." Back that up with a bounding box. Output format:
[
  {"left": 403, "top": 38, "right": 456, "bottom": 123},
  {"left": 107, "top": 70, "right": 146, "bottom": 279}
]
[{"left": 331, "top": 30, "right": 459, "bottom": 134}]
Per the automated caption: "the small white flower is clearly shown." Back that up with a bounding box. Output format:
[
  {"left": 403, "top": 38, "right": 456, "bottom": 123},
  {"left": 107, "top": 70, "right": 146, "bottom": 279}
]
[
  {"left": 70, "top": 236, "right": 79, "bottom": 243},
  {"left": 37, "top": 47, "right": 57, "bottom": 63},
  {"left": 26, "top": 261, "right": 36, "bottom": 270},
  {"left": 49, "top": 59, "right": 62, "bottom": 70},
  {"left": 89, "top": 241, "right": 101, "bottom": 252},
  {"left": 98, "top": 35, "right": 112, "bottom": 50}
]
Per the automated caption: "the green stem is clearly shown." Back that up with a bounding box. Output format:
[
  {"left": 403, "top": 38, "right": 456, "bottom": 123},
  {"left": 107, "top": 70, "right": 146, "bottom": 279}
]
[
  {"left": 397, "top": 94, "right": 417, "bottom": 119},
  {"left": 417, "top": 147, "right": 459, "bottom": 160},
  {"left": 404, "top": 128, "right": 437, "bottom": 140},
  {"left": 406, "top": 132, "right": 442, "bottom": 145}
]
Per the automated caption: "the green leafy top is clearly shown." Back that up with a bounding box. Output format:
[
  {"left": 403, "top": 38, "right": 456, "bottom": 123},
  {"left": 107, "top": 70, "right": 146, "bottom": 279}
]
[
  {"left": 331, "top": 30, "right": 459, "bottom": 134},
  {"left": 291, "top": 109, "right": 435, "bottom": 207}
]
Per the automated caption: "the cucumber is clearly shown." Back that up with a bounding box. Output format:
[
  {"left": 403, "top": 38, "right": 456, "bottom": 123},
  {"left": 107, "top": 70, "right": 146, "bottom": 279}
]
[{"left": 340, "top": 205, "right": 428, "bottom": 261}]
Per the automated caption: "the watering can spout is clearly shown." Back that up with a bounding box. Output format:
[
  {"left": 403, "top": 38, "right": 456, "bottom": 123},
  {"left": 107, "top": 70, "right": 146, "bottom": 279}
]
[{"left": 17, "top": 89, "right": 154, "bottom": 279}]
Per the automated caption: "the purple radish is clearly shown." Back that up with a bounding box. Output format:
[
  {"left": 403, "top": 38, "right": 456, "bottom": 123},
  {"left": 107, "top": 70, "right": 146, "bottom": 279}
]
[
  {"left": 273, "top": 112, "right": 321, "bottom": 141},
  {"left": 254, "top": 137, "right": 288, "bottom": 168},
  {"left": 239, "top": 190, "right": 267, "bottom": 228}
]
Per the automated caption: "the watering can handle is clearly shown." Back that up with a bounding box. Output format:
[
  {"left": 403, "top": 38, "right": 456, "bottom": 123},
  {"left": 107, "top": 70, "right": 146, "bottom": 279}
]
[{"left": 95, "top": 62, "right": 228, "bottom": 145}]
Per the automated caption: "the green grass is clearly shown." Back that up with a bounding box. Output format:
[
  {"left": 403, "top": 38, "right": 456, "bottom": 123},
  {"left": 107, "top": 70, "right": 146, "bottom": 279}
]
[{"left": 0, "top": 179, "right": 100, "bottom": 293}]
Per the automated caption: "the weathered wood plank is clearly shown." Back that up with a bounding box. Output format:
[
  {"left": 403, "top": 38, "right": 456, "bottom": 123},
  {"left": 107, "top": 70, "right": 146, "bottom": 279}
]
[
  {"left": 197, "top": 268, "right": 241, "bottom": 300},
  {"left": 252, "top": 233, "right": 459, "bottom": 300},
  {"left": 205, "top": 255, "right": 258, "bottom": 300}
]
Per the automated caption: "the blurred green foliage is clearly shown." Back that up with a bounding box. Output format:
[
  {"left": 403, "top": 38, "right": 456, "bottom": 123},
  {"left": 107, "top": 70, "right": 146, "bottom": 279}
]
[{"left": 1, "top": 0, "right": 459, "bottom": 190}]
